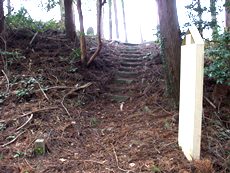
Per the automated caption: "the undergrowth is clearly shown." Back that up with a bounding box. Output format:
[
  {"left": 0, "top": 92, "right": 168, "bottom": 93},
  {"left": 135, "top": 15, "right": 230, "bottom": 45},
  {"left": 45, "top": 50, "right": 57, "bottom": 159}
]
[{"left": 6, "top": 7, "right": 63, "bottom": 32}]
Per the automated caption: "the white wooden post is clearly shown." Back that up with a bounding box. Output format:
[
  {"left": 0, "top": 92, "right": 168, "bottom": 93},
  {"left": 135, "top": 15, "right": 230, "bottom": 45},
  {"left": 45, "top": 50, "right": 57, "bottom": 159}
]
[{"left": 178, "top": 26, "right": 204, "bottom": 161}]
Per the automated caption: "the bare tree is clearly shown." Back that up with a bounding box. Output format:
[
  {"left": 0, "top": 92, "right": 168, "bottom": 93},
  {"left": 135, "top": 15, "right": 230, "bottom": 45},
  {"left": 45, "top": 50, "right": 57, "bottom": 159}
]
[
  {"left": 87, "top": 0, "right": 106, "bottom": 66},
  {"left": 64, "top": 0, "right": 76, "bottom": 41},
  {"left": 7, "top": 0, "right": 12, "bottom": 15},
  {"left": 121, "top": 0, "right": 127, "bottom": 42},
  {"left": 113, "top": 0, "right": 119, "bottom": 39},
  {"left": 0, "top": 0, "right": 4, "bottom": 33},
  {"left": 76, "top": 0, "right": 106, "bottom": 66},
  {"left": 77, "top": 0, "right": 87, "bottom": 65},
  {"left": 157, "top": 0, "right": 181, "bottom": 105},
  {"left": 108, "top": 0, "right": 112, "bottom": 40}
]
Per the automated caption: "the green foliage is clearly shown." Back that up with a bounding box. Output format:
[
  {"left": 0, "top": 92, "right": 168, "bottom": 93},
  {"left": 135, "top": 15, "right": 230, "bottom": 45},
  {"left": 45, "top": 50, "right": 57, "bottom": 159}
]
[
  {"left": 153, "top": 25, "right": 161, "bottom": 44},
  {"left": 6, "top": 7, "right": 62, "bottom": 32},
  {"left": 184, "top": 0, "right": 208, "bottom": 35},
  {"left": 0, "top": 123, "right": 6, "bottom": 131},
  {"left": 0, "top": 51, "right": 25, "bottom": 67},
  {"left": 34, "top": 147, "right": 45, "bottom": 155},
  {"left": 70, "top": 48, "right": 81, "bottom": 61},
  {"left": 13, "top": 151, "right": 24, "bottom": 158},
  {"left": 205, "top": 31, "right": 230, "bottom": 85},
  {"left": 151, "top": 166, "right": 161, "bottom": 173},
  {"left": 45, "top": 0, "right": 59, "bottom": 12},
  {"left": 15, "top": 77, "right": 43, "bottom": 100}
]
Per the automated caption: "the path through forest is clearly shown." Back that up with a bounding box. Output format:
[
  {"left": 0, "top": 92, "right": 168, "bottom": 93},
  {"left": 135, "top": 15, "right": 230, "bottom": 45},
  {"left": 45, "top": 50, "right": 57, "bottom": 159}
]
[{"left": 0, "top": 30, "right": 227, "bottom": 173}]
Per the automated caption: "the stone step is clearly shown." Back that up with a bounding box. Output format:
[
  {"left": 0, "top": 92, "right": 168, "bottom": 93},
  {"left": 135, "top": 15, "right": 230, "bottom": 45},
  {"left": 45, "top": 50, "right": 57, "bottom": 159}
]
[
  {"left": 116, "top": 71, "right": 139, "bottom": 78},
  {"left": 106, "top": 84, "right": 136, "bottom": 92},
  {"left": 114, "top": 78, "right": 134, "bottom": 84},
  {"left": 119, "top": 66, "right": 139, "bottom": 72},
  {"left": 120, "top": 53, "right": 144, "bottom": 57},
  {"left": 122, "top": 57, "right": 143, "bottom": 62},
  {"left": 104, "top": 94, "right": 130, "bottom": 103},
  {"left": 120, "top": 61, "right": 142, "bottom": 67}
]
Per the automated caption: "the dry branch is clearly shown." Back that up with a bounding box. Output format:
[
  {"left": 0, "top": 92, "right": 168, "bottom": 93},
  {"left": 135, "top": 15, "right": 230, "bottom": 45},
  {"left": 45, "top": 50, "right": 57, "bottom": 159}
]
[
  {"left": 61, "top": 82, "right": 92, "bottom": 116},
  {"left": 1, "top": 70, "right": 9, "bottom": 94},
  {"left": 0, "top": 107, "right": 58, "bottom": 123},
  {"left": 112, "top": 144, "right": 133, "bottom": 172},
  {"left": 1, "top": 131, "right": 25, "bottom": 147},
  {"left": 16, "top": 114, "right": 33, "bottom": 131}
]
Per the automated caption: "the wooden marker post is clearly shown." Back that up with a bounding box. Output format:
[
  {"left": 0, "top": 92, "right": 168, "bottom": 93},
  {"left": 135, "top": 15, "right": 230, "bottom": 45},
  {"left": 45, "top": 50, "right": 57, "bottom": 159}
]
[{"left": 178, "top": 26, "right": 204, "bottom": 161}]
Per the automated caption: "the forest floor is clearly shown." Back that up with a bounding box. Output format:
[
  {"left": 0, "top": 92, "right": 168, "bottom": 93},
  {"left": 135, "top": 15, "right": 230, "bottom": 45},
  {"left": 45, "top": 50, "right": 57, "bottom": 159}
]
[{"left": 0, "top": 29, "right": 229, "bottom": 173}]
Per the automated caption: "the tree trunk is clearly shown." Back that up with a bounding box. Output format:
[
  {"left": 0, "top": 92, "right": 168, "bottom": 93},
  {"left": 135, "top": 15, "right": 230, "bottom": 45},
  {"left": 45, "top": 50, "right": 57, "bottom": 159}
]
[
  {"left": 64, "top": 0, "right": 76, "bottom": 41},
  {"left": 77, "top": 0, "right": 87, "bottom": 65},
  {"left": 101, "top": 7, "right": 104, "bottom": 39},
  {"left": 108, "top": 0, "right": 112, "bottom": 40},
  {"left": 157, "top": 0, "right": 181, "bottom": 105},
  {"left": 210, "top": 0, "right": 217, "bottom": 37},
  {"left": 7, "top": 0, "right": 12, "bottom": 15},
  {"left": 60, "top": 0, "right": 65, "bottom": 26},
  {"left": 87, "top": 0, "right": 106, "bottom": 66},
  {"left": 113, "top": 0, "right": 119, "bottom": 39},
  {"left": 0, "top": 0, "right": 4, "bottom": 33},
  {"left": 226, "top": 0, "right": 230, "bottom": 29},
  {"left": 139, "top": 25, "right": 143, "bottom": 43},
  {"left": 197, "top": 0, "right": 203, "bottom": 37},
  {"left": 121, "top": 0, "right": 128, "bottom": 42}
]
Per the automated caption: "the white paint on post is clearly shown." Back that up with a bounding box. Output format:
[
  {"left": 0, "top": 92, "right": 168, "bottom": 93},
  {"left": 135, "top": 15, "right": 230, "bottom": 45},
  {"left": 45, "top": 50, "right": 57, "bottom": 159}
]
[{"left": 178, "top": 26, "right": 204, "bottom": 161}]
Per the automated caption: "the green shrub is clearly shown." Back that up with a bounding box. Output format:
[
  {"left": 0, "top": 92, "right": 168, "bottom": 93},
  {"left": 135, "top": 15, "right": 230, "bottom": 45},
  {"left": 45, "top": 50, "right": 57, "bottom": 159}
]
[
  {"left": 6, "top": 7, "right": 62, "bottom": 32},
  {"left": 205, "top": 31, "right": 230, "bottom": 86}
]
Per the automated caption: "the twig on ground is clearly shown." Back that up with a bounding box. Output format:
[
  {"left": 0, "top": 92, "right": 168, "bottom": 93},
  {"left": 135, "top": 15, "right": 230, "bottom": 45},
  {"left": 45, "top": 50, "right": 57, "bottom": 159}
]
[
  {"left": 1, "top": 131, "right": 25, "bottom": 147},
  {"left": 112, "top": 144, "right": 133, "bottom": 172},
  {"left": 1, "top": 70, "right": 10, "bottom": 94},
  {"left": 16, "top": 114, "right": 33, "bottom": 131},
  {"left": 153, "top": 102, "right": 173, "bottom": 115},
  {"left": 81, "top": 159, "right": 106, "bottom": 165},
  {"left": 29, "top": 32, "right": 38, "bottom": 45},
  {"left": 0, "top": 107, "right": 58, "bottom": 123},
  {"left": 204, "top": 96, "right": 216, "bottom": 109},
  {"left": 61, "top": 82, "right": 92, "bottom": 116},
  {"left": 33, "top": 77, "right": 49, "bottom": 101}
]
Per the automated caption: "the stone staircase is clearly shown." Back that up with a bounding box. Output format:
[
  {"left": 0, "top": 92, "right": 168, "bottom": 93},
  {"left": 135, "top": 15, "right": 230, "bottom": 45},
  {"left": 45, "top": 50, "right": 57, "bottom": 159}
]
[{"left": 105, "top": 45, "right": 147, "bottom": 102}]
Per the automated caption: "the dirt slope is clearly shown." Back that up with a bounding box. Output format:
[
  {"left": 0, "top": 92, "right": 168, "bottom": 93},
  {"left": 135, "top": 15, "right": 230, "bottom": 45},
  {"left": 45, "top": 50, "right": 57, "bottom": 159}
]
[{"left": 0, "top": 30, "right": 229, "bottom": 173}]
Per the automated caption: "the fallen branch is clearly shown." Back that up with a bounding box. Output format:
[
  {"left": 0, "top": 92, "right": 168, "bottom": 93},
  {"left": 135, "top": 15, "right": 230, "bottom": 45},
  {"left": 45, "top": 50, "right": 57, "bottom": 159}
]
[
  {"left": 33, "top": 77, "right": 49, "bottom": 101},
  {"left": 1, "top": 70, "right": 9, "bottom": 94},
  {"left": 0, "top": 107, "right": 58, "bottom": 123},
  {"left": 153, "top": 102, "right": 173, "bottom": 115},
  {"left": 29, "top": 32, "right": 38, "bottom": 45},
  {"left": 16, "top": 114, "right": 33, "bottom": 131},
  {"left": 204, "top": 96, "right": 216, "bottom": 109},
  {"left": 81, "top": 159, "right": 106, "bottom": 165},
  {"left": 61, "top": 82, "right": 92, "bottom": 116},
  {"left": 112, "top": 144, "right": 133, "bottom": 172},
  {"left": 1, "top": 131, "right": 25, "bottom": 147}
]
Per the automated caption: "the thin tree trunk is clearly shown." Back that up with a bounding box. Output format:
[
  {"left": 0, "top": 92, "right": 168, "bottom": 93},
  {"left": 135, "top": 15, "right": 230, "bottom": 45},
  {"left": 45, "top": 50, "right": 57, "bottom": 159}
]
[
  {"left": 77, "top": 0, "right": 87, "bottom": 65},
  {"left": 197, "top": 0, "right": 203, "bottom": 37},
  {"left": 101, "top": 7, "right": 104, "bottom": 39},
  {"left": 87, "top": 0, "right": 106, "bottom": 66},
  {"left": 108, "top": 0, "right": 112, "bottom": 40},
  {"left": 210, "top": 0, "right": 217, "bottom": 37},
  {"left": 60, "top": 0, "right": 65, "bottom": 26},
  {"left": 64, "top": 0, "right": 76, "bottom": 40},
  {"left": 157, "top": 0, "right": 181, "bottom": 105},
  {"left": 7, "top": 0, "right": 11, "bottom": 15},
  {"left": 113, "top": 0, "right": 119, "bottom": 39},
  {"left": 121, "top": 0, "right": 127, "bottom": 42},
  {"left": 226, "top": 0, "right": 230, "bottom": 29},
  {"left": 0, "top": 0, "right": 4, "bottom": 33},
  {"left": 139, "top": 25, "right": 143, "bottom": 43}
]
